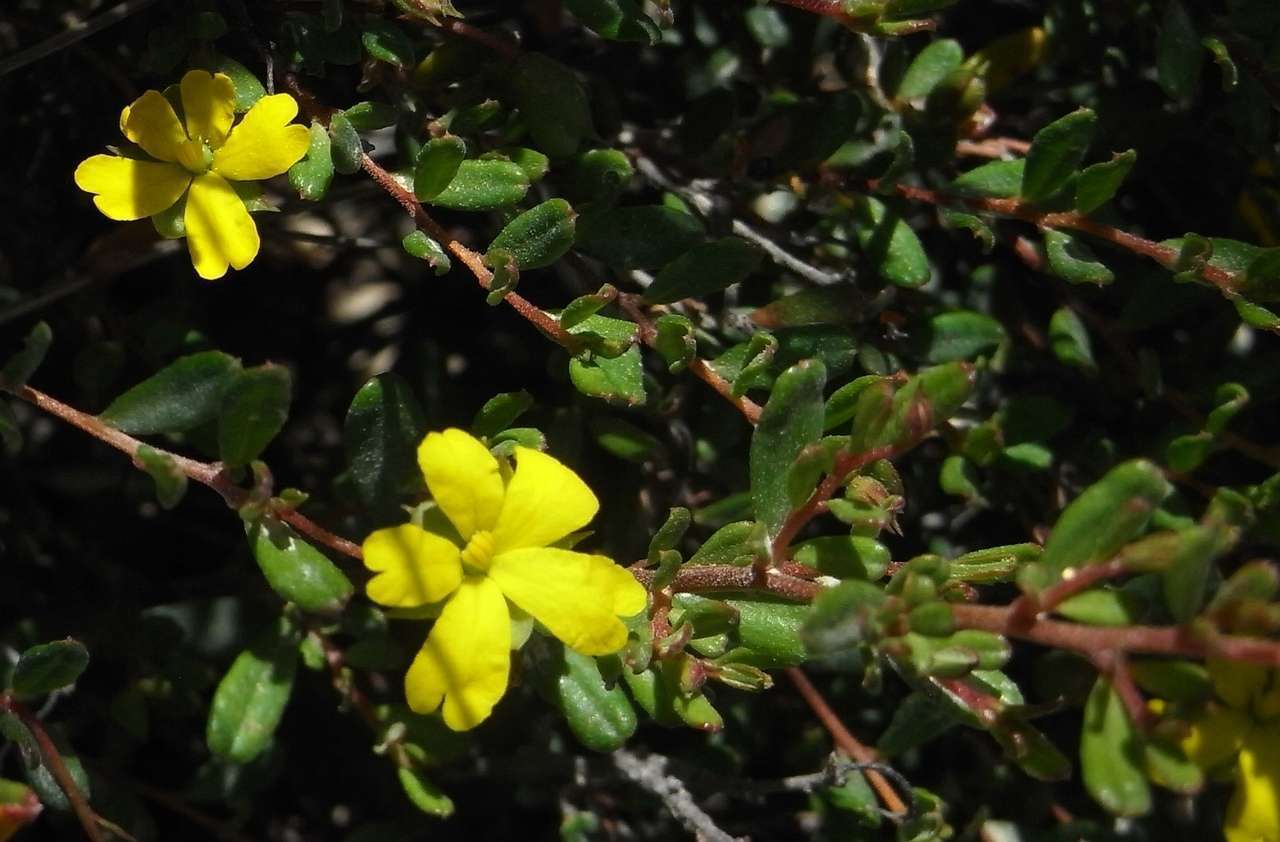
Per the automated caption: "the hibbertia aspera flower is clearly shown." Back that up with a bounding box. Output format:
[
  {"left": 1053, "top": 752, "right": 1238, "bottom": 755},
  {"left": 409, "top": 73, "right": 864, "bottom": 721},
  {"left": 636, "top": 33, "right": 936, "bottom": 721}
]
[
  {"left": 361, "top": 429, "right": 647, "bottom": 731},
  {"left": 74, "top": 70, "right": 310, "bottom": 280}
]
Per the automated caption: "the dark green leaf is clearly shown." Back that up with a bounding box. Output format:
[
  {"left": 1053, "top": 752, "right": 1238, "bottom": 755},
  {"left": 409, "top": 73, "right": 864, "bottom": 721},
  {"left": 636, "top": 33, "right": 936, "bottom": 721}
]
[
  {"left": 1242, "top": 248, "right": 1280, "bottom": 302},
  {"left": 472, "top": 391, "right": 534, "bottom": 439},
  {"left": 414, "top": 136, "right": 467, "bottom": 202},
  {"left": 248, "top": 518, "right": 354, "bottom": 614},
  {"left": 207, "top": 616, "right": 300, "bottom": 763},
  {"left": 643, "top": 237, "right": 763, "bottom": 304},
  {"left": 401, "top": 230, "right": 451, "bottom": 275},
  {"left": 1161, "top": 524, "right": 1234, "bottom": 622},
  {"left": 0, "top": 321, "right": 52, "bottom": 391},
  {"left": 101, "top": 351, "right": 242, "bottom": 434},
  {"left": 397, "top": 767, "right": 455, "bottom": 817},
  {"left": 745, "top": 5, "right": 790, "bottom": 48},
  {"left": 533, "top": 642, "right": 636, "bottom": 751},
  {"left": 1081, "top": 677, "right": 1152, "bottom": 816},
  {"left": 328, "top": 112, "right": 363, "bottom": 175},
  {"left": 1075, "top": 150, "right": 1137, "bottom": 214},
  {"left": 0, "top": 399, "right": 21, "bottom": 454},
  {"left": 653, "top": 314, "right": 696, "bottom": 373},
  {"left": 793, "top": 535, "right": 890, "bottom": 579},
  {"left": 896, "top": 39, "right": 965, "bottom": 99},
  {"left": 938, "top": 208, "right": 995, "bottom": 252},
  {"left": 575, "top": 205, "right": 705, "bottom": 270},
  {"left": 750, "top": 359, "right": 826, "bottom": 536},
  {"left": 564, "top": 0, "right": 660, "bottom": 43},
  {"left": 1048, "top": 307, "right": 1096, "bottom": 371},
  {"left": 430, "top": 160, "right": 530, "bottom": 210},
  {"left": 288, "top": 121, "right": 334, "bottom": 201},
  {"left": 344, "top": 373, "right": 427, "bottom": 510},
  {"left": 949, "top": 159, "right": 1024, "bottom": 199},
  {"left": 362, "top": 19, "right": 415, "bottom": 68},
  {"left": 567, "top": 315, "right": 644, "bottom": 405},
  {"left": 917, "top": 310, "right": 1005, "bottom": 363},
  {"left": 11, "top": 640, "right": 89, "bottom": 698},
  {"left": 851, "top": 196, "right": 930, "bottom": 288},
  {"left": 591, "top": 416, "right": 661, "bottom": 462},
  {"left": 1022, "top": 109, "right": 1097, "bottom": 202},
  {"left": 1044, "top": 229, "right": 1115, "bottom": 285},
  {"left": 1157, "top": 1, "right": 1202, "bottom": 102},
  {"left": 218, "top": 364, "right": 291, "bottom": 468},
  {"left": 571, "top": 148, "right": 633, "bottom": 204},
  {"left": 344, "top": 101, "right": 398, "bottom": 132},
  {"left": 488, "top": 199, "right": 577, "bottom": 270},
  {"left": 211, "top": 54, "right": 265, "bottom": 112},
  {"left": 751, "top": 287, "right": 865, "bottom": 329},
  {"left": 510, "top": 53, "right": 593, "bottom": 157},
  {"left": 493, "top": 146, "right": 550, "bottom": 183},
  {"left": 687, "top": 521, "right": 761, "bottom": 567}
]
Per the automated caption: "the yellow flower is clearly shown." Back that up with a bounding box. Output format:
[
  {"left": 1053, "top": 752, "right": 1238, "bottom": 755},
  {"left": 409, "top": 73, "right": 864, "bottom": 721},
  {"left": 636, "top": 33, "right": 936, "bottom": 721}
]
[
  {"left": 73, "top": 70, "right": 310, "bottom": 280},
  {"left": 361, "top": 428, "right": 647, "bottom": 731},
  {"left": 1176, "top": 661, "right": 1280, "bottom": 842}
]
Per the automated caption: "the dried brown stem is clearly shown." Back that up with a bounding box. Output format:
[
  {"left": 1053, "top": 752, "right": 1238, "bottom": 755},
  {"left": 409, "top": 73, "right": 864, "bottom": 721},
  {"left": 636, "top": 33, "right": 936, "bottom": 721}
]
[
  {"left": 955, "top": 137, "right": 1032, "bottom": 159},
  {"left": 783, "top": 668, "right": 909, "bottom": 815},
  {"left": 1, "top": 696, "right": 105, "bottom": 842}
]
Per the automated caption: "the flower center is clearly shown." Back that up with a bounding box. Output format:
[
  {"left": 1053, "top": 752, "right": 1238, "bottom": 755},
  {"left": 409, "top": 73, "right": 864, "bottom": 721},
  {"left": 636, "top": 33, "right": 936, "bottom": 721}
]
[
  {"left": 460, "top": 530, "right": 496, "bottom": 574},
  {"left": 176, "top": 139, "right": 214, "bottom": 175}
]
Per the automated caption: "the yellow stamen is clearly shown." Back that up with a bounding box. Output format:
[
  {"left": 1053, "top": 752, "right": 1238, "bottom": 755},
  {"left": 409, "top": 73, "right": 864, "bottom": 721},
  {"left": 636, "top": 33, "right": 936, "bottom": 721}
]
[{"left": 461, "top": 531, "right": 496, "bottom": 573}]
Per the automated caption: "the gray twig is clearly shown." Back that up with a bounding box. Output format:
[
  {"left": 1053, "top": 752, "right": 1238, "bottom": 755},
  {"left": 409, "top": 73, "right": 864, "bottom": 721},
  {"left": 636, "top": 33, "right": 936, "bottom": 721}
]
[
  {"left": 612, "top": 750, "right": 744, "bottom": 842},
  {"left": 0, "top": 0, "right": 162, "bottom": 78}
]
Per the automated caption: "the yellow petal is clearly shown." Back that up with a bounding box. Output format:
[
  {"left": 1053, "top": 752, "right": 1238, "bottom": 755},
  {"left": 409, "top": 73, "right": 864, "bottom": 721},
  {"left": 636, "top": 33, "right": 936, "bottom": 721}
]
[
  {"left": 1211, "top": 659, "right": 1271, "bottom": 711},
  {"left": 183, "top": 171, "right": 259, "bottom": 280},
  {"left": 363, "top": 524, "right": 462, "bottom": 608},
  {"left": 492, "top": 447, "right": 598, "bottom": 552},
  {"left": 122, "top": 89, "right": 200, "bottom": 167},
  {"left": 73, "top": 155, "right": 190, "bottom": 221},
  {"left": 212, "top": 94, "right": 311, "bottom": 180},
  {"left": 1226, "top": 727, "right": 1280, "bottom": 842},
  {"left": 417, "top": 429, "right": 504, "bottom": 540},
  {"left": 1181, "top": 703, "right": 1252, "bottom": 771},
  {"left": 404, "top": 576, "right": 511, "bottom": 731},
  {"left": 587, "top": 557, "right": 647, "bottom": 617},
  {"left": 180, "top": 70, "right": 236, "bottom": 147},
  {"left": 489, "top": 548, "right": 632, "bottom": 655}
]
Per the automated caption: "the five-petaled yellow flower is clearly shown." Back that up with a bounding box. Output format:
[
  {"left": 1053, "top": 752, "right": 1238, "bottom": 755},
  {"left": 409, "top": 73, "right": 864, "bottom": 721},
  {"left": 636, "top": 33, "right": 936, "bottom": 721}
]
[
  {"left": 361, "top": 428, "right": 647, "bottom": 731},
  {"left": 1175, "top": 661, "right": 1280, "bottom": 842},
  {"left": 74, "top": 70, "right": 311, "bottom": 280}
]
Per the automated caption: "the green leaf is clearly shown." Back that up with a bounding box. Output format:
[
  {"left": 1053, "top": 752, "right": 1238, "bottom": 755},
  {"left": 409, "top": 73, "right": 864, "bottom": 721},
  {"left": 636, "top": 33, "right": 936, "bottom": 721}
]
[
  {"left": 851, "top": 196, "right": 930, "bottom": 288},
  {"left": 288, "top": 121, "right": 334, "bottom": 201},
  {"left": 571, "top": 148, "right": 634, "bottom": 204},
  {"left": 793, "top": 535, "right": 889, "bottom": 579},
  {"left": 533, "top": 642, "right": 636, "bottom": 751},
  {"left": 472, "top": 391, "right": 534, "bottom": 439},
  {"left": 950, "top": 543, "right": 1042, "bottom": 583},
  {"left": 751, "top": 287, "right": 865, "bottom": 329},
  {"left": 186, "top": 10, "right": 228, "bottom": 40},
  {"left": 0, "top": 399, "right": 21, "bottom": 454},
  {"left": 510, "top": 53, "right": 593, "bottom": 157},
  {"left": 687, "top": 521, "right": 760, "bottom": 567},
  {"left": 210, "top": 54, "right": 265, "bottom": 112},
  {"left": 918, "top": 310, "right": 1005, "bottom": 363},
  {"left": 136, "top": 444, "right": 188, "bottom": 509},
  {"left": 492, "top": 146, "right": 550, "bottom": 183},
  {"left": 218, "top": 364, "right": 291, "bottom": 468},
  {"left": 1074, "top": 150, "right": 1137, "bottom": 214},
  {"left": 1048, "top": 307, "right": 1096, "bottom": 371},
  {"left": 1161, "top": 525, "right": 1234, "bottom": 622},
  {"left": 1167, "top": 432, "right": 1212, "bottom": 473},
  {"left": 744, "top": 5, "right": 790, "bottom": 48},
  {"left": 949, "top": 159, "right": 1024, "bottom": 198},
  {"left": 590, "top": 416, "right": 661, "bottom": 463},
  {"left": 1026, "top": 460, "right": 1171, "bottom": 589},
  {"left": 575, "top": 205, "right": 705, "bottom": 270},
  {"left": 877, "top": 692, "right": 961, "bottom": 756},
  {"left": 1044, "top": 229, "right": 1115, "bottom": 285},
  {"left": 939, "top": 208, "right": 995, "bottom": 252},
  {"left": 361, "top": 19, "right": 415, "bottom": 68},
  {"left": 1157, "top": 1, "right": 1202, "bottom": 102},
  {"left": 720, "top": 597, "right": 809, "bottom": 668},
  {"left": 896, "top": 39, "right": 965, "bottom": 100},
  {"left": 101, "top": 351, "right": 242, "bottom": 434},
  {"left": 1129, "top": 659, "right": 1211, "bottom": 703},
  {"left": 401, "top": 230, "right": 451, "bottom": 275},
  {"left": 564, "top": 0, "right": 659, "bottom": 43},
  {"left": 414, "top": 135, "right": 467, "bottom": 202},
  {"left": 11, "top": 639, "right": 89, "bottom": 698},
  {"left": 207, "top": 616, "right": 300, "bottom": 763},
  {"left": 939, "top": 454, "right": 981, "bottom": 501},
  {"left": 1242, "top": 248, "right": 1280, "bottom": 302},
  {"left": 567, "top": 315, "right": 645, "bottom": 405},
  {"left": 1021, "top": 109, "right": 1097, "bottom": 202},
  {"left": 344, "top": 101, "right": 398, "bottom": 132},
  {"left": 397, "top": 767, "right": 455, "bottom": 817},
  {"left": 328, "top": 111, "right": 363, "bottom": 175},
  {"left": 488, "top": 199, "right": 577, "bottom": 270},
  {"left": 1055, "top": 589, "right": 1144, "bottom": 626},
  {"left": 1202, "top": 35, "right": 1238, "bottom": 91},
  {"left": 247, "top": 518, "right": 354, "bottom": 614},
  {"left": 750, "top": 359, "right": 826, "bottom": 536},
  {"left": 1081, "top": 677, "right": 1152, "bottom": 816},
  {"left": 430, "top": 160, "right": 530, "bottom": 211},
  {"left": 643, "top": 237, "right": 763, "bottom": 304},
  {"left": 344, "top": 373, "right": 427, "bottom": 510},
  {"left": 0, "top": 321, "right": 52, "bottom": 391},
  {"left": 652, "top": 314, "right": 696, "bottom": 373},
  {"left": 802, "top": 580, "right": 887, "bottom": 655}
]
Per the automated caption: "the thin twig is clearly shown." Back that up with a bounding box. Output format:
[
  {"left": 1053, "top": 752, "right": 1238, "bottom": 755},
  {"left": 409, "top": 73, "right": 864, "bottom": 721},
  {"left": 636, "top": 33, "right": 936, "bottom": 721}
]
[
  {"left": 0, "top": 696, "right": 105, "bottom": 842},
  {"left": 784, "top": 668, "right": 910, "bottom": 815},
  {"left": 0, "top": 0, "right": 162, "bottom": 78},
  {"left": 611, "top": 750, "right": 743, "bottom": 842}
]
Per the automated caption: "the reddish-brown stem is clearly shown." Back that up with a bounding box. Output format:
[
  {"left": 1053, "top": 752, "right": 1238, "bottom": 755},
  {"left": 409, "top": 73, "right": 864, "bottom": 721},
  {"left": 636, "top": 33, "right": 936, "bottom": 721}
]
[
  {"left": 617, "top": 292, "right": 763, "bottom": 425},
  {"left": 866, "top": 180, "right": 1241, "bottom": 295},
  {"left": 1006, "top": 559, "right": 1127, "bottom": 631},
  {"left": 770, "top": 0, "right": 935, "bottom": 32},
  {"left": 770, "top": 446, "right": 896, "bottom": 566},
  {"left": 784, "top": 668, "right": 909, "bottom": 815},
  {"left": 1, "top": 696, "right": 105, "bottom": 842},
  {"left": 632, "top": 565, "right": 822, "bottom": 602},
  {"left": 358, "top": 154, "right": 584, "bottom": 353},
  {"left": 12, "top": 385, "right": 363, "bottom": 562},
  {"left": 434, "top": 18, "right": 520, "bottom": 60},
  {"left": 1092, "top": 650, "right": 1152, "bottom": 731},
  {"left": 955, "top": 137, "right": 1032, "bottom": 159}
]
